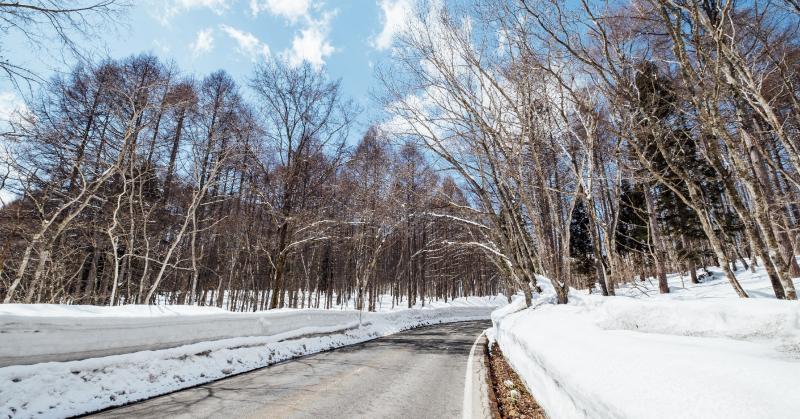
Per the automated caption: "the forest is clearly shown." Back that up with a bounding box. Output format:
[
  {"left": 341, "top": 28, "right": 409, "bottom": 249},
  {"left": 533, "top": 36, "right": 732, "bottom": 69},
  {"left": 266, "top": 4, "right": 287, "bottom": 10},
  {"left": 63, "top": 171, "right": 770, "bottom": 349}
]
[{"left": 1, "top": 0, "right": 800, "bottom": 310}]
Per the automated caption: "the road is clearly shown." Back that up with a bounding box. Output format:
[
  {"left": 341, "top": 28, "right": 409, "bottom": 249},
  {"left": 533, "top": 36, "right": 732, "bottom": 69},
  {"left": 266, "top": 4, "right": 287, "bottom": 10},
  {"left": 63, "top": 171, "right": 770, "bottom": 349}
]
[{"left": 86, "top": 321, "right": 492, "bottom": 419}]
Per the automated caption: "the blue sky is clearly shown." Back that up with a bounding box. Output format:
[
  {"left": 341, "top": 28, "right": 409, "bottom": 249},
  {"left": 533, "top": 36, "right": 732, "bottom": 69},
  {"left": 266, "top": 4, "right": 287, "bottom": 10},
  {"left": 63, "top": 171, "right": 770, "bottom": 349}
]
[{"left": 1, "top": 0, "right": 415, "bottom": 131}]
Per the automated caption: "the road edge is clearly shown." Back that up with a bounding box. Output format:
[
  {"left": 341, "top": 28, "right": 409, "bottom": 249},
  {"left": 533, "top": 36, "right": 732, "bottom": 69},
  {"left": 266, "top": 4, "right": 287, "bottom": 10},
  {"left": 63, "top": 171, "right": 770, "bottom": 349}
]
[
  {"left": 464, "top": 331, "right": 493, "bottom": 419},
  {"left": 74, "top": 319, "right": 492, "bottom": 418}
]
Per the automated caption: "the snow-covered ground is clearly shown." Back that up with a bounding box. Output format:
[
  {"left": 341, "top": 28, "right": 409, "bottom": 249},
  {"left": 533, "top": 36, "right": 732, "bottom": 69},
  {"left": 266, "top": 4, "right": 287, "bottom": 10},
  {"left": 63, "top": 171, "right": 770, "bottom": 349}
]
[
  {"left": 490, "top": 264, "right": 800, "bottom": 419},
  {"left": 0, "top": 296, "right": 504, "bottom": 418},
  {"left": 156, "top": 291, "right": 503, "bottom": 312},
  {"left": 1, "top": 295, "right": 502, "bottom": 367}
]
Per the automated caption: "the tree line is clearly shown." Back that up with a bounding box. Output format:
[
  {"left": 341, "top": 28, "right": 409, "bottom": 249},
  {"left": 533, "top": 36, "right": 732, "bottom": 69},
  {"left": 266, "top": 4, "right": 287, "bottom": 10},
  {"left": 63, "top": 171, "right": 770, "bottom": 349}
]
[
  {"left": 380, "top": 0, "right": 800, "bottom": 304},
  {"left": 2, "top": 0, "right": 800, "bottom": 309},
  {"left": 0, "top": 54, "right": 500, "bottom": 309}
]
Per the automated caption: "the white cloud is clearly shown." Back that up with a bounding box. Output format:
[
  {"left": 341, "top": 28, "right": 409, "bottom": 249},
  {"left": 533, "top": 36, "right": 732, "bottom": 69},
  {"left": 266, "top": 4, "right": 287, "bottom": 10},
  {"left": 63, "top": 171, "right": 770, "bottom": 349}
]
[
  {"left": 189, "top": 28, "right": 215, "bottom": 57},
  {"left": 282, "top": 12, "right": 335, "bottom": 69},
  {"left": 249, "top": 0, "right": 337, "bottom": 68},
  {"left": 219, "top": 25, "right": 271, "bottom": 61},
  {"left": 158, "top": 0, "right": 231, "bottom": 24},
  {"left": 373, "top": 0, "right": 413, "bottom": 50},
  {"left": 249, "top": 0, "right": 311, "bottom": 22}
]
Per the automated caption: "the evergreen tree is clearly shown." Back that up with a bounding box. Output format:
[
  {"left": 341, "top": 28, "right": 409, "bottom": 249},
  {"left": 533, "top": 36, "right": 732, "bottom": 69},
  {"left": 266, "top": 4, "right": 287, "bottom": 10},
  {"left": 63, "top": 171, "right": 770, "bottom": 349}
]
[
  {"left": 615, "top": 180, "right": 648, "bottom": 256},
  {"left": 569, "top": 200, "right": 594, "bottom": 282},
  {"left": 634, "top": 62, "right": 735, "bottom": 271}
]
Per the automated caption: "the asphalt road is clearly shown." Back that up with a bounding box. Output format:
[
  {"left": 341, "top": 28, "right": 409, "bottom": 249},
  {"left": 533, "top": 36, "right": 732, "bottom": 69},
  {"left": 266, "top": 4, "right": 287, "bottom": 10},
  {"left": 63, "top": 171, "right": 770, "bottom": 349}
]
[{"left": 86, "top": 320, "right": 492, "bottom": 419}]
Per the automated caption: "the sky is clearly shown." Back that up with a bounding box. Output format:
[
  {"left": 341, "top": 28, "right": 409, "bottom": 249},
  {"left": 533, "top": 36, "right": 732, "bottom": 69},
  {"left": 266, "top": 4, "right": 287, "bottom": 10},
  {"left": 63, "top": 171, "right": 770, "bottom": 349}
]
[{"left": 0, "top": 0, "right": 417, "bottom": 134}]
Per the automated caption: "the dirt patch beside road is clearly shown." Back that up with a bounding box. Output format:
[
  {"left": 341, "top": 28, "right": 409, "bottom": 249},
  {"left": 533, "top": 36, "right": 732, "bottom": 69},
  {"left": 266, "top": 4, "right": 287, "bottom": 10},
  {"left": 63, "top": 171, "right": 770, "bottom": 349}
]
[{"left": 486, "top": 343, "right": 546, "bottom": 418}]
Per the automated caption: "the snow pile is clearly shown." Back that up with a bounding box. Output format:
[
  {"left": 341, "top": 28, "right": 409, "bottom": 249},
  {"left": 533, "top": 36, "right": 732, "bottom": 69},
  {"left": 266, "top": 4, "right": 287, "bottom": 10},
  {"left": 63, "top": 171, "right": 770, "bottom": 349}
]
[
  {"left": 492, "top": 269, "right": 800, "bottom": 419},
  {"left": 0, "top": 296, "right": 503, "bottom": 418},
  {"left": 0, "top": 305, "right": 359, "bottom": 367},
  {"left": 0, "top": 295, "right": 503, "bottom": 367},
  {"left": 616, "top": 264, "right": 798, "bottom": 300}
]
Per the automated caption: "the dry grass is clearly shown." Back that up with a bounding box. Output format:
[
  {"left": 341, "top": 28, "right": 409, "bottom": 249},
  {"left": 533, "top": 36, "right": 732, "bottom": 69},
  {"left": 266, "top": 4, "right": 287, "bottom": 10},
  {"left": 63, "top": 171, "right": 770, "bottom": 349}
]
[{"left": 486, "top": 343, "right": 547, "bottom": 419}]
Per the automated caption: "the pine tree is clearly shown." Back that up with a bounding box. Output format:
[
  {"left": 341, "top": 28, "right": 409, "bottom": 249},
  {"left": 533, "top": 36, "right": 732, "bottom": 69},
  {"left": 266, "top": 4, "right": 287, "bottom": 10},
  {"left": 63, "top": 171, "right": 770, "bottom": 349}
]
[
  {"left": 634, "top": 62, "right": 735, "bottom": 279},
  {"left": 615, "top": 180, "right": 648, "bottom": 256},
  {"left": 569, "top": 200, "right": 594, "bottom": 287}
]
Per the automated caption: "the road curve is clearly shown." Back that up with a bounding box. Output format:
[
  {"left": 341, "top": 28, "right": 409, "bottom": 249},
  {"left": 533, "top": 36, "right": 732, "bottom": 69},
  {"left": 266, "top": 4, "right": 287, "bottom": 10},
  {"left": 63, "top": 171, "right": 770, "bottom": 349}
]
[{"left": 85, "top": 320, "right": 492, "bottom": 419}]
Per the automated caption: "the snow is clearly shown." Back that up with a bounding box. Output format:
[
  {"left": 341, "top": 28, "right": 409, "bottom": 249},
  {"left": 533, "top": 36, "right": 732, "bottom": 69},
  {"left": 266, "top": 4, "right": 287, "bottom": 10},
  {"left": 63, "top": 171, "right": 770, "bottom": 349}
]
[
  {"left": 492, "top": 265, "right": 800, "bottom": 419},
  {"left": 150, "top": 290, "right": 499, "bottom": 312},
  {"left": 0, "top": 296, "right": 504, "bottom": 418},
  {"left": 616, "top": 263, "right": 799, "bottom": 300},
  {"left": 0, "top": 295, "right": 503, "bottom": 367},
  {"left": 0, "top": 303, "right": 230, "bottom": 318}
]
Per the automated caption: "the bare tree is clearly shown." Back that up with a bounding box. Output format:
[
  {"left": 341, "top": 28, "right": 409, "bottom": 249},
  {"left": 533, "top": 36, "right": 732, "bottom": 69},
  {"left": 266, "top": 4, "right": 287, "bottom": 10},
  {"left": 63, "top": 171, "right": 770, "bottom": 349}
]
[{"left": 0, "top": 1, "right": 128, "bottom": 89}]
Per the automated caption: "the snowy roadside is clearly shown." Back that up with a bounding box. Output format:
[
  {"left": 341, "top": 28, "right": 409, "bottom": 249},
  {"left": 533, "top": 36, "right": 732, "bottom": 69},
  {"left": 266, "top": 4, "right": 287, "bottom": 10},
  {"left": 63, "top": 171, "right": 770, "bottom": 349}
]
[
  {"left": 0, "top": 297, "right": 504, "bottom": 418},
  {"left": 491, "top": 268, "right": 800, "bottom": 419},
  {"left": 0, "top": 296, "right": 503, "bottom": 367}
]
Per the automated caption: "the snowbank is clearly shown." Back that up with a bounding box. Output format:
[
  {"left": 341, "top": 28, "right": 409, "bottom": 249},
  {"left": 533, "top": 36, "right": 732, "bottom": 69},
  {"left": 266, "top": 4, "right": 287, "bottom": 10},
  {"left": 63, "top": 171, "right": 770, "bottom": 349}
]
[
  {"left": 0, "top": 296, "right": 502, "bottom": 367},
  {"left": 492, "top": 270, "right": 800, "bottom": 419},
  {"left": 0, "top": 296, "right": 503, "bottom": 418},
  {"left": 616, "top": 263, "right": 800, "bottom": 300},
  {"left": 0, "top": 305, "right": 358, "bottom": 367}
]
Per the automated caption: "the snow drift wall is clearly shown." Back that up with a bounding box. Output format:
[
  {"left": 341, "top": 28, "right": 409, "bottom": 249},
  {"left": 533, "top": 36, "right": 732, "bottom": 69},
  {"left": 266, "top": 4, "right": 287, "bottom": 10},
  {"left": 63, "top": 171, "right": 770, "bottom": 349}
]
[
  {"left": 1, "top": 307, "right": 358, "bottom": 367},
  {"left": 490, "top": 292, "right": 800, "bottom": 419},
  {"left": 0, "top": 303, "right": 495, "bottom": 367}
]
